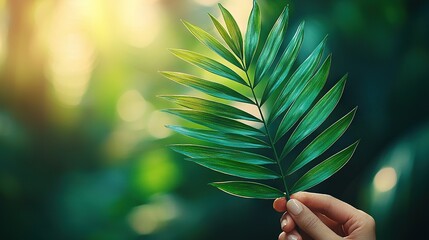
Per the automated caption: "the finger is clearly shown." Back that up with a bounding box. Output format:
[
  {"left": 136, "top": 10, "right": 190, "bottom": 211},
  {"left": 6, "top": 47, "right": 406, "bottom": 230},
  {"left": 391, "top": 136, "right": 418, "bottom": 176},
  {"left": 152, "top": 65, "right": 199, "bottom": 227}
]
[
  {"left": 273, "top": 197, "right": 287, "bottom": 212},
  {"left": 315, "top": 212, "right": 345, "bottom": 237},
  {"left": 287, "top": 199, "right": 340, "bottom": 240},
  {"left": 291, "top": 192, "right": 356, "bottom": 224},
  {"left": 278, "top": 230, "right": 302, "bottom": 240},
  {"left": 280, "top": 212, "right": 296, "bottom": 233}
]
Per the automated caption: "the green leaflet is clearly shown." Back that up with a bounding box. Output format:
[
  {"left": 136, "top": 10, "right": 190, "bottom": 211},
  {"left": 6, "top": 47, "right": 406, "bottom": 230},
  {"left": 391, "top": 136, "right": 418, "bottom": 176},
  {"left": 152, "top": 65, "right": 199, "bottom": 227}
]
[
  {"left": 164, "top": 109, "right": 265, "bottom": 136},
  {"left": 274, "top": 55, "right": 331, "bottom": 142},
  {"left": 261, "top": 22, "right": 304, "bottom": 105},
  {"left": 210, "top": 181, "right": 284, "bottom": 199},
  {"left": 254, "top": 7, "right": 289, "bottom": 86},
  {"left": 163, "top": 4, "right": 358, "bottom": 200},
  {"left": 291, "top": 141, "right": 360, "bottom": 193},
  {"left": 218, "top": 4, "right": 243, "bottom": 58},
  {"left": 244, "top": 0, "right": 261, "bottom": 68},
  {"left": 170, "top": 49, "right": 246, "bottom": 85},
  {"left": 170, "top": 144, "right": 275, "bottom": 165},
  {"left": 160, "top": 71, "right": 253, "bottom": 104},
  {"left": 281, "top": 75, "right": 347, "bottom": 158},
  {"left": 269, "top": 37, "right": 327, "bottom": 123},
  {"left": 287, "top": 108, "right": 357, "bottom": 175},
  {"left": 210, "top": 14, "right": 241, "bottom": 58},
  {"left": 182, "top": 20, "right": 243, "bottom": 69},
  {"left": 188, "top": 158, "right": 280, "bottom": 179},
  {"left": 161, "top": 95, "right": 261, "bottom": 122},
  {"left": 167, "top": 126, "right": 269, "bottom": 149}
]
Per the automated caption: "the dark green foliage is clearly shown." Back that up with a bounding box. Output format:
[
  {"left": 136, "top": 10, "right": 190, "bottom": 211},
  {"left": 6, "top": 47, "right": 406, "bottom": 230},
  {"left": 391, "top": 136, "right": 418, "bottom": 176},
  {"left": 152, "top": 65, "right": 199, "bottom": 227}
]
[{"left": 162, "top": 2, "right": 358, "bottom": 199}]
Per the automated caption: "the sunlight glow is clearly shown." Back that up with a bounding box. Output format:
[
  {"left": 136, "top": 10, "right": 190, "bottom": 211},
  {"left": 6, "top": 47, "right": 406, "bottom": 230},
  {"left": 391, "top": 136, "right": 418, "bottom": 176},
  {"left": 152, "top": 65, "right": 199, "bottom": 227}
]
[
  {"left": 147, "top": 111, "right": 173, "bottom": 139},
  {"left": 47, "top": 0, "right": 95, "bottom": 106},
  {"left": 117, "top": 90, "right": 147, "bottom": 122},
  {"left": 117, "top": 0, "right": 163, "bottom": 48},
  {"left": 128, "top": 195, "right": 179, "bottom": 235},
  {"left": 194, "top": 0, "right": 219, "bottom": 7},
  {"left": 373, "top": 167, "right": 398, "bottom": 192}
]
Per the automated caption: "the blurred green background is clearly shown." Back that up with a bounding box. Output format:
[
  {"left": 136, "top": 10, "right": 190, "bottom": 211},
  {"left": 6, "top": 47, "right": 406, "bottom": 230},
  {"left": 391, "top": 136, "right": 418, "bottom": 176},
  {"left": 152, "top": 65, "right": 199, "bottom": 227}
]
[{"left": 0, "top": 0, "right": 428, "bottom": 239}]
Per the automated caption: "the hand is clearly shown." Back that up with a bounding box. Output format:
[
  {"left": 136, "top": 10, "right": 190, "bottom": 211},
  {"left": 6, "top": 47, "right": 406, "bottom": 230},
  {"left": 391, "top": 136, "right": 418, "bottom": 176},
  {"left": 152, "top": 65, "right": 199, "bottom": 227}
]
[{"left": 273, "top": 192, "right": 376, "bottom": 240}]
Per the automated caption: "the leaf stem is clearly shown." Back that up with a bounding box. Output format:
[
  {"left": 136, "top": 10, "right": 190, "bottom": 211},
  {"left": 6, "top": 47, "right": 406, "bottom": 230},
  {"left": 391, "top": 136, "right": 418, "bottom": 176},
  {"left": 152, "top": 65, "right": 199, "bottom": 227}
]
[{"left": 242, "top": 64, "right": 291, "bottom": 200}]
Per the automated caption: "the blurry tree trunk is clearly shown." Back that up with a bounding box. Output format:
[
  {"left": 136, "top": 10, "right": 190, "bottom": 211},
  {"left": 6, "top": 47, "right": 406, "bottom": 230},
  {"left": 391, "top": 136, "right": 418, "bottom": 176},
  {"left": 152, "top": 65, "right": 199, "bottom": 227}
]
[{"left": 0, "top": 0, "right": 48, "bottom": 133}]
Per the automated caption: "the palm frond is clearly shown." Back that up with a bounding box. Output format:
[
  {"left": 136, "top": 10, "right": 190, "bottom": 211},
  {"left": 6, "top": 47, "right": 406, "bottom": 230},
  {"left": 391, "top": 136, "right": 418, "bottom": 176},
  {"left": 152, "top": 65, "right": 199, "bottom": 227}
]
[{"left": 162, "top": 1, "right": 358, "bottom": 200}]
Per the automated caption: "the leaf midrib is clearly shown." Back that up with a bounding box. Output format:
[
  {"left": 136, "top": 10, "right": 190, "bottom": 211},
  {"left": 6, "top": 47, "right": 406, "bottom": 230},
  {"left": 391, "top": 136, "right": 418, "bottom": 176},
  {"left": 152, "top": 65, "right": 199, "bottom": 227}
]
[{"left": 242, "top": 61, "right": 291, "bottom": 199}]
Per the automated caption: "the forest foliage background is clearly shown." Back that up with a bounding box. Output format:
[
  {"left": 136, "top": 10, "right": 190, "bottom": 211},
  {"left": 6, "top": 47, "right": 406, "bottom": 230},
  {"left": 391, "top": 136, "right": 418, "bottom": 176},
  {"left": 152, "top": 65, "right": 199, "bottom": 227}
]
[{"left": 0, "top": 0, "right": 428, "bottom": 239}]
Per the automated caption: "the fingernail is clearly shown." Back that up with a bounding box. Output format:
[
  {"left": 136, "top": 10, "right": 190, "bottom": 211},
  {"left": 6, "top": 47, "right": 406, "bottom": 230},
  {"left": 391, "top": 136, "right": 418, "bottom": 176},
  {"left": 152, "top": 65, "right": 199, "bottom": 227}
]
[
  {"left": 281, "top": 219, "right": 287, "bottom": 230},
  {"left": 278, "top": 231, "right": 286, "bottom": 240},
  {"left": 287, "top": 199, "right": 303, "bottom": 215},
  {"left": 287, "top": 234, "right": 298, "bottom": 240}
]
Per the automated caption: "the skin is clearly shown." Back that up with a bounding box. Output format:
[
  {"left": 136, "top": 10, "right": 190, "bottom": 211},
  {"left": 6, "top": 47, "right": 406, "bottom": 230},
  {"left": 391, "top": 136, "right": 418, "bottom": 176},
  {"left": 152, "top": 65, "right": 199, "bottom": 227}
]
[{"left": 273, "top": 192, "right": 376, "bottom": 240}]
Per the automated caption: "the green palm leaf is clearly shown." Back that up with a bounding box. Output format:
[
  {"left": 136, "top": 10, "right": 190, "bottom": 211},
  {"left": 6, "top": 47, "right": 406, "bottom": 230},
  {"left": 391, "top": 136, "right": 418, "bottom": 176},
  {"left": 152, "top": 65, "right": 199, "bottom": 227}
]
[
  {"left": 163, "top": 4, "right": 358, "bottom": 200},
  {"left": 170, "top": 144, "right": 275, "bottom": 165},
  {"left": 210, "top": 181, "right": 284, "bottom": 199},
  {"left": 244, "top": 0, "right": 261, "bottom": 68},
  {"left": 254, "top": 6, "right": 289, "bottom": 86},
  {"left": 160, "top": 95, "right": 261, "bottom": 122},
  {"left": 187, "top": 158, "right": 280, "bottom": 179}
]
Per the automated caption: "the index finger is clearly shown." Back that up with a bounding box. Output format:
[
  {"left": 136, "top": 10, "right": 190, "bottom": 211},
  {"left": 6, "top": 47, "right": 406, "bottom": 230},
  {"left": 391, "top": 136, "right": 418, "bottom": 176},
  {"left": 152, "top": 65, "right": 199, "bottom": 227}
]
[{"left": 291, "top": 192, "right": 357, "bottom": 224}]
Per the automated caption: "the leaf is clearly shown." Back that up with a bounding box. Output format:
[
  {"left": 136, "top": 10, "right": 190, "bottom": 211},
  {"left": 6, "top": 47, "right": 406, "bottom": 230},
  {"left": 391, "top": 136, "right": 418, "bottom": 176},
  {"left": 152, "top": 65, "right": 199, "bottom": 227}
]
[
  {"left": 269, "top": 37, "right": 327, "bottom": 123},
  {"left": 210, "top": 181, "right": 284, "bottom": 199},
  {"left": 164, "top": 4, "right": 358, "bottom": 200},
  {"left": 218, "top": 4, "right": 243, "bottom": 58},
  {"left": 182, "top": 20, "right": 242, "bottom": 69},
  {"left": 160, "top": 71, "right": 253, "bottom": 104},
  {"left": 170, "top": 49, "right": 246, "bottom": 85},
  {"left": 161, "top": 95, "right": 261, "bottom": 122},
  {"left": 164, "top": 109, "right": 265, "bottom": 136},
  {"left": 167, "top": 126, "right": 269, "bottom": 149},
  {"left": 254, "top": 6, "right": 289, "bottom": 86},
  {"left": 261, "top": 21, "right": 304, "bottom": 105},
  {"left": 281, "top": 75, "right": 347, "bottom": 158},
  {"left": 291, "top": 141, "right": 360, "bottom": 193},
  {"left": 287, "top": 108, "right": 357, "bottom": 175},
  {"left": 274, "top": 55, "right": 331, "bottom": 142},
  {"left": 210, "top": 14, "right": 241, "bottom": 57},
  {"left": 170, "top": 144, "right": 275, "bottom": 165},
  {"left": 244, "top": 0, "right": 261, "bottom": 68},
  {"left": 188, "top": 158, "right": 280, "bottom": 179}
]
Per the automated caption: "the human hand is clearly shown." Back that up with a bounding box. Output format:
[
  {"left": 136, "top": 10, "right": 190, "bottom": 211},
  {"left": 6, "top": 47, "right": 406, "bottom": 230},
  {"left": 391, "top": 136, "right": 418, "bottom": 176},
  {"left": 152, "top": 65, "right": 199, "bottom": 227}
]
[{"left": 273, "top": 192, "right": 376, "bottom": 240}]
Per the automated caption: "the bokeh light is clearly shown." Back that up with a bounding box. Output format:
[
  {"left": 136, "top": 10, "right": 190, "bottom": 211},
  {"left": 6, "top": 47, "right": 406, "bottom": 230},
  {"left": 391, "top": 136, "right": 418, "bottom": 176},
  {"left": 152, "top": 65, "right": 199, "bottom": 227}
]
[
  {"left": 117, "top": 90, "right": 147, "bottom": 122},
  {"left": 373, "top": 167, "right": 397, "bottom": 192}
]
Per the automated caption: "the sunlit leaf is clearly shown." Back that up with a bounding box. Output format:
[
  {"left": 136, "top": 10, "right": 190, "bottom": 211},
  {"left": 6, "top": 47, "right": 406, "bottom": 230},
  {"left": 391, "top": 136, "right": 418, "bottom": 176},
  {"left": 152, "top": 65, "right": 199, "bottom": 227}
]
[
  {"left": 287, "top": 108, "right": 357, "bottom": 175},
  {"left": 164, "top": 109, "right": 265, "bottom": 136},
  {"left": 210, "top": 14, "right": 241, "bottom": 57},
  {"left": 160, "top": 71, "right": 253, "bottom": 104},
  {"left": 170, "top": 49, "right": 246, "bottom": 85},
  {"left": 254, "top": 6, "right": 289, "bottom": 86},
  {"left": 291, "top": 141, "right": 359, "bottom": 193},
  {"left": 218, "top": 4, "right": 243, "bottom": 58},
  {"left": 244, "top": 0, "right": 261, "bottom": 68},
  {"left": 210, "top": 181, "right": 284, "bottom": 199},
  {"left": 261, "top": 22, "right": 304, "bottom": 105},
  {"left": 170, "top": 144, "right": 275, "bottom": 165},
  {"left": 167, "top": 126, "right": 269, "bottom": 149},
  {"left": 188, "top": 158, "right": 280, "bottom": 179},
  {"left": 274, "top": 55, "right": 331, "bottom": 142},
  {"left": 161, "top": 95, "right": 261, "bottom": 122},
  {"left": 182, "top": 20, "right": 242, "bottom": 69}
]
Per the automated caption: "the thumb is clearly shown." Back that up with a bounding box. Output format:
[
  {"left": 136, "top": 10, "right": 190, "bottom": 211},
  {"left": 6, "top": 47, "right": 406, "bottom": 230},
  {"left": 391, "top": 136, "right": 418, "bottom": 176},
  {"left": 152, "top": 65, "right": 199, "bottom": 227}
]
[{"left": 287, "top": 199, "right": 340, "bottom": 240}]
